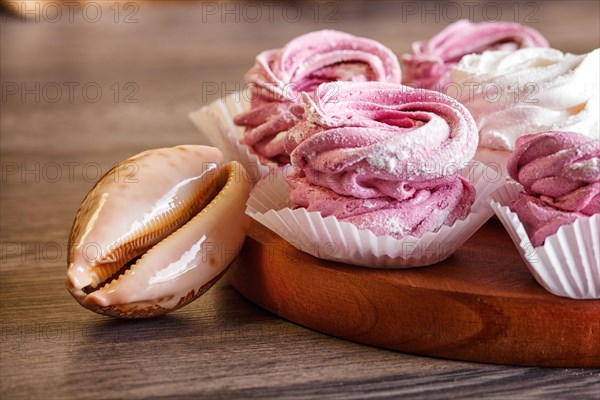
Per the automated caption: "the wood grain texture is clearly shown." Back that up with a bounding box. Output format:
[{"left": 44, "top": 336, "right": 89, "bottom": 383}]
[
  {"left": 1, "top": 1, "right": 600, "bottom": 399},
  {"left": 229, "top": 221, "right": 600, "bottom": 368}
]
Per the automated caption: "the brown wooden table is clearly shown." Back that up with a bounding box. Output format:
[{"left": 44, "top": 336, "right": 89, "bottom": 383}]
[{"left": 2, "top": 1, "right": 599, "bottom": 398}]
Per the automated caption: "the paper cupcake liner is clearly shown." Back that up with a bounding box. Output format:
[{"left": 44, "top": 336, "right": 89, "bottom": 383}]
[
  {"left": 247, "top": 161, "right": 503, "bottom": 268},
  {"left": 490, "top": 183, "right": 600, "bottom": 299},
  {"left": 189, "top": 94, "right": 274, "bottom": 184}
]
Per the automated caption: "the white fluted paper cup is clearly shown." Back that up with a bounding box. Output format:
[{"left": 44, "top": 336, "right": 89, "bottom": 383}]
[
  {"left": 189, "top": 94, "right": 274, "bottom": 184},
  {"left": 246, "top": 161, "right": 503, "bottom": 268},
  {"left": 490, "top": 183, "right": 600, "bottom": 299}
]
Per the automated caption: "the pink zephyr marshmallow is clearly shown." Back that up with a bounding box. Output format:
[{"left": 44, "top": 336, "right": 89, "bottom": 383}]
[
  {"left": 508, "top": 131, "right": 600, "bottom": 246},
  {"left": 401, "top": 19, "right": 548, "bottom": 90},
  {"left": 234, "top": 30, "right": 401, "bottom": 165},
  {"left": 284, "top": 81, "right": 479, "bottom": 239}
]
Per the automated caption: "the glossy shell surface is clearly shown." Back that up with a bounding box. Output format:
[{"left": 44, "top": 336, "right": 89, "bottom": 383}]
[{"left": 67, "top": 145, "right": 251, "bottom": 317}]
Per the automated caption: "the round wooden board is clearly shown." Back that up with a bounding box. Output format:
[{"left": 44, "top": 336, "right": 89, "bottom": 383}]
[{"left": 228, "top": 219, "right": 600, "bottom": 368}]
